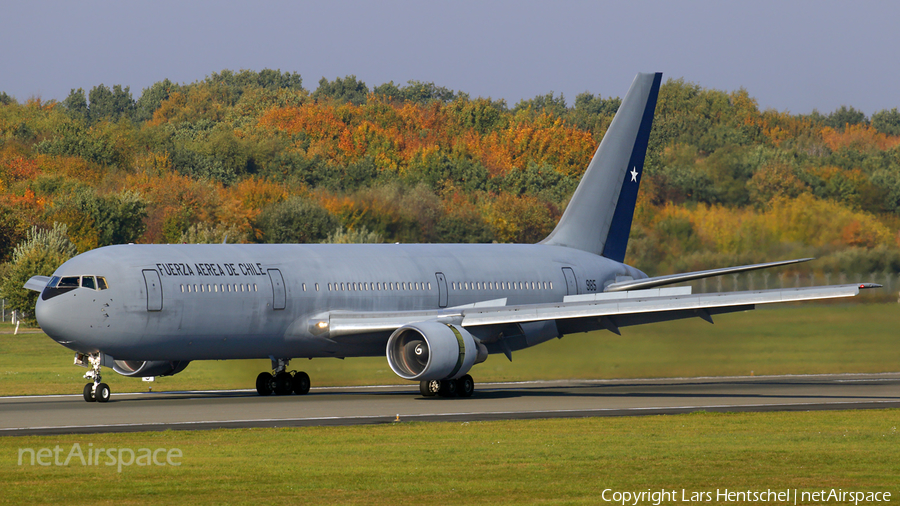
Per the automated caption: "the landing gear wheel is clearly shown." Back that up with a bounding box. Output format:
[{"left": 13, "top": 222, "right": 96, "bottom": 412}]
[
  {"left": 438, "top": 379, "right": 458, "bottom": 398},
  {"left": 273, "top": 372, "right": 293, "bottom": 395},
  {"left": 95, "top": 383, "right": 111, "bottom": 403},
  {"left": 292, "top": 372, "right": 310, "bottom": 395},
  {"left": 256, "top": 372, "right": 274, "bottom": 396},
  {"left": 420, "top": 379, "right": 440, "bottom": 397},
  {"left": 456, "top": 375, "right": 475, "bottom": 398},
  {"left": 83, "top": 383, "right": 96, "bottom": 402}
]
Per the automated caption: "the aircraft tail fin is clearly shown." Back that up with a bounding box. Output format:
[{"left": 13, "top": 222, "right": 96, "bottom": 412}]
[{"left": 541, "top": 72, "right": 662, "bottom": 261}]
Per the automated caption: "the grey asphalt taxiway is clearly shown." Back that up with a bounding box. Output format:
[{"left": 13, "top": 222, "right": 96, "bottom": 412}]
[{"left": 2, "top": 373, "right": 899, "bottom": 436}]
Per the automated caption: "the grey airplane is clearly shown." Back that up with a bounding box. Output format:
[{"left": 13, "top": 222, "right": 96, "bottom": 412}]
[{"left": 25, "top": 73, "right": 878, "bottom": 403}]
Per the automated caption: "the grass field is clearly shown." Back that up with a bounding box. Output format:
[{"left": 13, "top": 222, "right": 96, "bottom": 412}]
[
  {"left": 1, "top": 303, "right": 898, "bottom": 396},
  {"left": 2, "top": 303, "right": 899, "bottom": 504},
  {"left": 2, "top": 410, "right": 897, "bottom": 505}
]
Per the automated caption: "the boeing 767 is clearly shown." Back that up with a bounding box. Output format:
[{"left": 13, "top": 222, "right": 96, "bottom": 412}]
[{"left": 25, "top": 73, "right": 878, "bottom": 402}]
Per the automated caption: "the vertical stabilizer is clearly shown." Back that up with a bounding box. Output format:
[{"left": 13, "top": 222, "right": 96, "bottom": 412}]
[{"left": 541, "top": 72, "right": 661, "bottom": 261}]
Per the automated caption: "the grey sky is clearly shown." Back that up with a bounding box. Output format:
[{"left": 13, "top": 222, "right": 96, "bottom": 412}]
[{"left": 2, "top": 1, "right": 898, "bottom": 116}]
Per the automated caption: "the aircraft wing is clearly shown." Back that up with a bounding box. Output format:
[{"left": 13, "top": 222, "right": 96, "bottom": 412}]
[{"left": 318, "top": 283, "right": 878, "bottom": 339}]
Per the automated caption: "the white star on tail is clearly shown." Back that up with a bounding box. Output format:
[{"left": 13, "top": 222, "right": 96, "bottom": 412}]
[{"left": 630, "top": 167, "right": 639, "bottom": 182}]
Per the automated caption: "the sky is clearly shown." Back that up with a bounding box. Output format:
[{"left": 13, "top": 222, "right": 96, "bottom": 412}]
[{"left": 2, "top": 1, "right": 898, "bottom": 116}]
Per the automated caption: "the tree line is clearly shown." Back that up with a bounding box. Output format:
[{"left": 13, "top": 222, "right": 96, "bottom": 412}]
[{"left": 2, "top": 69, "right": 900, "bottom": 318}]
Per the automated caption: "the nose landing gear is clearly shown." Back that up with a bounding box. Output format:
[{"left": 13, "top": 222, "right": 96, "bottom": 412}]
[
  {"left": 255, "top": 358, "right": 311, "bottom": 396},
  {"left": 79, "top": 353, "right": 110, "bottom": 403}
]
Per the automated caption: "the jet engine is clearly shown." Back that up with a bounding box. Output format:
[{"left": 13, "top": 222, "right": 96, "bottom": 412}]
[
  {"left": 386, "top": 321, "right": 487, "bottom": 381},
  {"left": 112, "top": 360, "right": 191, "bottom": 378}
]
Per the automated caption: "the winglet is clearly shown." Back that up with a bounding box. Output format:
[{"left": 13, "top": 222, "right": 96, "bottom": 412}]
[{"left": 541, "top": 72, "right": 662, "bottom": 260}]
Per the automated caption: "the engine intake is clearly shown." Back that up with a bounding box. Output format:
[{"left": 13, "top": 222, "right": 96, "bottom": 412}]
[
  {"left": 386, "top": 321, "right": 487, "bottom": 381},
  {"left": 113, "top": 360, "right": 191, "bottom": 378}
]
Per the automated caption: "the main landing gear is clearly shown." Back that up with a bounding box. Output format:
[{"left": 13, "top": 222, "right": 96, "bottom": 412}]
[
  {"left": 419, "top": 374, "right": 475, "bottom": 398},
  {"left": 255, "top": 358, "right": 310, "bottom": 396},
  {"left": 80, "top": 353, "right": 111, "bottom": 403}
]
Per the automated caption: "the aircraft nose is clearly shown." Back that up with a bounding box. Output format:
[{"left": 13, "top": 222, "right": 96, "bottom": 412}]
[{"left": 34, "top": 293, "right": 70, "bottom": 345}]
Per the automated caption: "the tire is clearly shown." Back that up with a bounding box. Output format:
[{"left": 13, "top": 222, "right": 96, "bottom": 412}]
[
  {"left": 457, "top": 375, "right": 475, "bottom": 398},
  {"left": 274, "top": 372, "right": 293, "bottom": 395},
  {"left": 95, "top": 383, "right": 111, "bottom": 403},
  {"left": 438, "top": 379, "right": 458, "bottom": 398},
  {"left": 256, "top": 372, "right": 273, "bottom": 396},
  {"left": 292, "top": 372, "right": 310, "bottom": 395},
  {"left": 83, "top": 383, "right": 96, "bottom": 402},
  {"left": 420, "top": 379, "right": 440, "bottom": 397}
]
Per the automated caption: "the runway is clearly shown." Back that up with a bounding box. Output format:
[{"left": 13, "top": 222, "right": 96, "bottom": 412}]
[{"left": 2, "top": 373, "right": 899, "bottom": 436}]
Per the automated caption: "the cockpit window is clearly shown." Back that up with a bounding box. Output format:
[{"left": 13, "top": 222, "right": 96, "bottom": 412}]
[
  {"left": 57, "top": 277, "right": 80, "bottom": 288},
  {"left": 45, "top": 275, "right": 108, "bottom": 291}
]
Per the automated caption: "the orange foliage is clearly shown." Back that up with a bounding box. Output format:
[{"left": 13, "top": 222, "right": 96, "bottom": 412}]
[
  {"left": 1, "top": 156, "right": 40, "bottom": 183},
  {"left": 821, "top": 124, "right": 900, "bottom": 152},
  {"left": 258, "top": 101, "right": 595, "bottom": 178},
  {"left": 229, "top": 178, "right": 287, "bottom": 212},
  {"left": 0, "top": 188, "right": 45, "bottom": 213},
  {"left": 124, "top": 172, "right": 255, "bottom": 243}
]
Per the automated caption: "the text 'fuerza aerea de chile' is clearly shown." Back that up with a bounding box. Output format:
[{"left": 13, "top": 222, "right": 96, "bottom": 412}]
[{"left": 156, "top": 262, "right": 267, "bottom": 277}]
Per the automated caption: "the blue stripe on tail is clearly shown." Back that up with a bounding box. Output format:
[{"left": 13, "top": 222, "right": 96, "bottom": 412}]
[{"left": 600, "top": 72, "right": 662, "bottom": 263}]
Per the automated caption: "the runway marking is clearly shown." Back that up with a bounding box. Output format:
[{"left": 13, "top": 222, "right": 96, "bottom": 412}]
[{"left": 3, "top": 399, "right": 899, "bottom": 435}]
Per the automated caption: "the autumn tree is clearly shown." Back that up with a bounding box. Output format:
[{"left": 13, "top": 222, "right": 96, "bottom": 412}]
[{"left": 0, "top": 223, "right": 77, "bottom": 324}]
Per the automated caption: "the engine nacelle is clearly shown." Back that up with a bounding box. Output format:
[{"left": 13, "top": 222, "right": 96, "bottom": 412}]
[
  {"left": 386, "top": 321, "right": 487, "bottom": 381},
  {"left": 113, "top": 360, "right": 191, "bottom": 378}
]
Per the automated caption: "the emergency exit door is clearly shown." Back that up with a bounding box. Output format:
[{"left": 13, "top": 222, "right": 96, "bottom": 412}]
[{"left": 561, "top": 267, "right": 578, "bottom": 296}]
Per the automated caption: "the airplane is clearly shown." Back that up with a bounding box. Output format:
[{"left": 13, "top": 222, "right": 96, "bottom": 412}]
[{"left": 24, "top": 72, "right": 879, "bottom": 403}]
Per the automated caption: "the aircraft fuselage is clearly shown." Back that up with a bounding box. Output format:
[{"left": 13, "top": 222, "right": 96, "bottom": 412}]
[{"left": 36, "top": 243, "right": 646, "bottom": 361}]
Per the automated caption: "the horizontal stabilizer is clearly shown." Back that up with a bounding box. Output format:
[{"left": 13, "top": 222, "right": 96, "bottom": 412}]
[
  {"left": 24, "top": 276, "right": 50, "bottom": 292},
  {"left": 604, "top": 258, "right": 814, "bottom": 292}
]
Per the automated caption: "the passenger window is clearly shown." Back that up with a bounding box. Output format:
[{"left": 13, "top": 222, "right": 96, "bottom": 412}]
[
  {"left": 82, "top": 276, "right": 96, "bottom": 290},
  {"left": 58, "top": 277, "right": 79, "bottom": 288}
]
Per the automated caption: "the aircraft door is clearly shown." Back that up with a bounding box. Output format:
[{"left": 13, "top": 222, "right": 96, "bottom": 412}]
[
  {"left": 142, "top": 269, "right": 163, "bottom": 311},
  {"left": 562, "top": 267, "right": 578, "bottom": 296},
  {"left": 268, "top": 269, "right": 286, "bottom": 310},
  {"left": 435, "top": 272, "right": 448, "bottom": 308}
]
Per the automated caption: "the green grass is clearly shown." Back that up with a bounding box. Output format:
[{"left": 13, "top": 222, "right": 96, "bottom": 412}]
[
  {"left": 1, "top": 410, "right": 897, "bottom": 505},
  {"left": 1, "top": 303, "right": 899, "bottom": 396}
]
